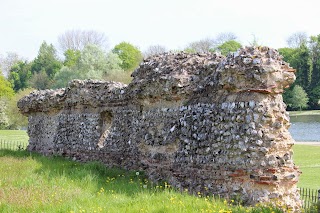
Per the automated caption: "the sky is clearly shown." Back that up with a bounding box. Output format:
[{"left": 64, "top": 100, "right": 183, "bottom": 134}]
[{"left": 1, "top": 0, "right": 319, "bottom": 60}]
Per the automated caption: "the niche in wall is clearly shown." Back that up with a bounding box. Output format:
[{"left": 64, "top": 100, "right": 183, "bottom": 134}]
[{"left": 97, "top": 111, "right": 113, "bottom": 148}]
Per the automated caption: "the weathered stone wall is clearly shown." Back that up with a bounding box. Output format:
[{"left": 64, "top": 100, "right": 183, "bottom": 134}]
[{"left": 18, "top": 47, "right": 301, "bottom": 211}]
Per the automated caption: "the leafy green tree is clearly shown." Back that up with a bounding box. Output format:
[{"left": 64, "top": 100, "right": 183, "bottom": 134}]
[
  {"left": 184, "top": 33, "right": 238, "bottom": 53},
  {"left": 31, "top": 41, "right": 62, "bottom": 78},
  {"left": 28, "top": 71, "right": 52, "bottom": 90},
  {"left": 104, "top": 52, "right": 123, "bottom": 75},
  {"left": 8, "top": 61, "right": 32, "bottom": 92},
  {"left": 0, "top": 73, "right": 14, "bottom": 129},
  {"left": 52, "top": 45, "right": 124, "bottom": 88},
  {"left": 282, "top": 86, "right": 293, "bottom": 109},
  {"left": 5, "top": 88, "right": 35, "bottom": 129},
  {"left": 279, "top": 44, "right": 311, "bottom": 90},
  {"left": 279, "top": 48, "right": 296, "bottom": 65},
  {"left": 309, "top": 35, "right": 320, "bottom": 88},
  {"left": 102, "top": 52, "right": 131, "bottom": 84},
  {"left": 78, "top": 44, "right": 109, "bottom": 79},
  {"left": 77, "top": 44, "right": 123, "bottom": 80},
  {"left": 51, "top": 67, "right": 78, "bottom": 89},
  {"left": 0, "top": 74, "right": 14, "bottom": 99},
  {"left": 279, "top": 45, "right": 311, "bottom": 110},
  {"left": 112, "top": 42, "right": 143, "bottom": 72},
  {"left": 216, "top": 40, "right": 242, "bottom": 56},
  {"left": 63, "top": 49, "right": 81, "bottom": 67},
  {"left": 28, "top": 41, "right": 62, "bottom": 89},
  {"left": 273, "top": 34, "right": 320, "bottom": 110},
  {"left": 286, "top": 85, "right": 309, "bottom": 110},
  {"left": 309, "top": 85, "right": 320, "bottom": 109},
  {"left": 0, "top": 99, "right": 8, "bottom": 129},
  {"left": 295, "top": 44, "right": 312, "bottom": 89}
]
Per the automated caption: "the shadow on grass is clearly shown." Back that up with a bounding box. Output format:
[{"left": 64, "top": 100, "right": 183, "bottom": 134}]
[
  {"left": 0, "top": 149, "right": 149, "bottom": 197},
  {"left": 0, "top": 149, "right": 289, "bottom": 213}
]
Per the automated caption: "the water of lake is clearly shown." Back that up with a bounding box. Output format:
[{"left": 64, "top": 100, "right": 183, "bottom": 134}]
[{"left": 289, "top": 114, "right": 320, "bottom": 142}]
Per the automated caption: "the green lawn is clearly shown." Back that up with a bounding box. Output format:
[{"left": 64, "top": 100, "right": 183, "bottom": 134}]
[
  {"left": 0, "top": 130, "right": 29, "bottom": 142},
  {"left": 0, "top": 130, "right": 318, "bottom": 212},
  {"left": 289, "top": 110, "right": 320, "bottom": 116},
  {"left": 0, "top": 131, "right": 285, "bottom": 213},
  {"left": 0, "top": 130, "right": 29, "bottom": 150},
  {"left": 293, "top": 144, "right": 320, "bottom": 190},
  {"left": 0, "top": 150, "right": 282, "bottom": 213}
]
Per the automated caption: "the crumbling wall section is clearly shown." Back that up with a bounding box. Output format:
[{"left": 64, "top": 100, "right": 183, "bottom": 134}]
[{"left": 18, "top": 47, "right": 301, "bottom": 211}]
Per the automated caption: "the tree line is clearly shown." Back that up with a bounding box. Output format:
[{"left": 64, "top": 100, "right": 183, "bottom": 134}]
[
  {"left": 279, "top": 32, "right": 320, "bottom": 110},
  {"left": 1, "top": 30, "right": 317, "bottom": 129},
  {"left": 0, "top": 30, "right": 146, "bottom": 129}
]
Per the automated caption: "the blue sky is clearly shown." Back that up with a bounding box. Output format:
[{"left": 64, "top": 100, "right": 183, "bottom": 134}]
[{"left": 1, "top": 0, "right": 319, "bottom": 60}]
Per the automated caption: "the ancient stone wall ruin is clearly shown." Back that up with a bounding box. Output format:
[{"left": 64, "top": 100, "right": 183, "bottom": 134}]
[{"left": 18, "top": 47, "right": 301, "bottom": 211}]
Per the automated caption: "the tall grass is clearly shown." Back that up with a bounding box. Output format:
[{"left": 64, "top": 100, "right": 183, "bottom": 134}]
[
  {"left": 0, "top": 150, "right": 284, "bottom": 213},
  {"left": 0, "top": 130, "right": 315, "bottom": 212}
]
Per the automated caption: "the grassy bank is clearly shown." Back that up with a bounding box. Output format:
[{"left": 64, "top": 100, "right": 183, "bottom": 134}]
[
  {"left": 289, "top": 110, "right": 320, "bottom": 116},
  {"left": 293, "top": 145, "right": 320, "bottom": 190},
  {"left": 0, "top": 150, "right": 285, "bottom": 213},
  {"left": 0, "top": 130, "right": 318, "bottom": 212}
]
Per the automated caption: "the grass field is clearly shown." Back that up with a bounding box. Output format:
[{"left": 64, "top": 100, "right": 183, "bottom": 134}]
[
  {"left": 0, "top": 130, "right": 29, "bottom": 150},
  {"left": 0, "top": 130, "right": 318, "bottom": 212},
  {"left": 0, "top": 130, "right": 28, "bottom": 142},
  {"left": 289, "top": 110, "right": 320, "bottom": 116},
  {"left": 293, "top": 145, "right": 320, "bottom": 190},
  {"left": 0, "top": 150, "right": 285, "bottom": 213}
]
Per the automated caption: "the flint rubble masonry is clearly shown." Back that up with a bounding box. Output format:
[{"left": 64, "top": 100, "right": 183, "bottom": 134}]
[{"left": 18, "top": 46, "right": 301, "bottom": 211}]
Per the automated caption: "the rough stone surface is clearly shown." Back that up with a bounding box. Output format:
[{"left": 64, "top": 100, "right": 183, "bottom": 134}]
[{"left": 18, "top": 47, "right": 301, "bottom": 211}]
